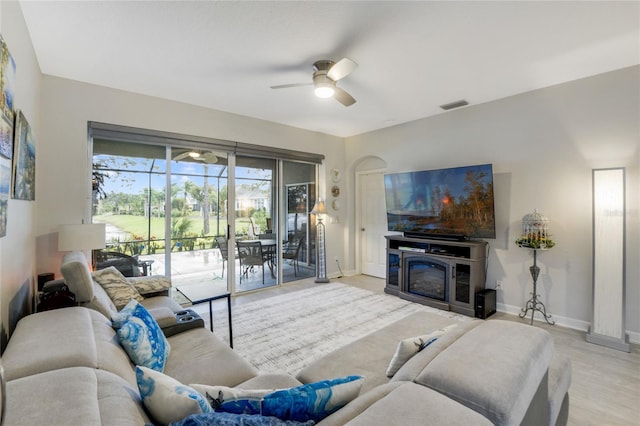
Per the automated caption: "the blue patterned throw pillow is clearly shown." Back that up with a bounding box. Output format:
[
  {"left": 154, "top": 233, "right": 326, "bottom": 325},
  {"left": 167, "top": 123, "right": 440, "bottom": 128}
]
[
  {"left": 117, "top": 300, "right": 171, "bottom": 371},
  {"left": 136, "top": 366, "right": 212, "bottom": 425},
  {"left": 111, "top": 298, "right": 140, "bottom": 329},
  {"left": 170, "top": 412, "right": 315, "bottom": 426},
  {"left": 215, "top": 376, "right": 364, "bottom": 422}
]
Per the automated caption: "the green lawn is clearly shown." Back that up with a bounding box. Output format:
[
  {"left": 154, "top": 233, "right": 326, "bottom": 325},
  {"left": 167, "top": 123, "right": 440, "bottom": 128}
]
[{"left": 94, "top": 214, "right": 252, "bottom": 241}]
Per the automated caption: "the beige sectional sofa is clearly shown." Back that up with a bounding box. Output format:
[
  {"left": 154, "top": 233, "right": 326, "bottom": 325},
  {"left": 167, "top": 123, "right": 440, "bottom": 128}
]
[{"left": 0, "top": 251, "right": 571, "bottom": 425}]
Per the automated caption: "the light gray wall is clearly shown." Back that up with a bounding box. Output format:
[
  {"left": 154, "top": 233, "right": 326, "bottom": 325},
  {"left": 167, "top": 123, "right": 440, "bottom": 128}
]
[
  {"left": 0, "top": 0, "right": 42, "bottom": 348},
  {"left": 34, "top": 75, "right": 345, "bottom": 279},
  {"left": 345, "top": 66, "right": 640, "bottom": 337}
]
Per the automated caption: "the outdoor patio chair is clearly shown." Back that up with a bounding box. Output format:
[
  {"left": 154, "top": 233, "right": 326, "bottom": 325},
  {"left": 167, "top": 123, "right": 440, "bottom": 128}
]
[
  {"left": 94, "top": 250, "right": 148, "bottom": 277},
  {"left": 237, "top": 240, "right": 272, "bottom": 284},
  {"left": 283, "top": 234, "right": 305, "bottom": 276},
  {"left": 214, "top": 236, "right": 230, "bottom": 278}
]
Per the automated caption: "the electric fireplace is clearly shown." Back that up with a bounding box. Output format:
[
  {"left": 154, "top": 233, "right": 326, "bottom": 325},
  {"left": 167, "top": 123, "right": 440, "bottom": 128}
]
[
  {"left": 385, "top": 235, "right": 488, "bottom": 316},
  {"left": 404, "top": 255, "right": 449, "bottom": 301}
]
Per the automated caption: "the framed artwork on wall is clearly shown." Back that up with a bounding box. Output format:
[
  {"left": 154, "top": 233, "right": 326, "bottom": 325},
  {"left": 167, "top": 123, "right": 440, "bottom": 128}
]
[
  {"left": 0, "top": 34, "right": 16, "bottom": 124},
  {"left": 0, "top": 116, "right": 12, "bottom": 159},
  {"left": 12, "top": 111, "right": 36, "bottom": 201},
  {"left": 0, "top": 157, "right": 10, "bottom": 237}
]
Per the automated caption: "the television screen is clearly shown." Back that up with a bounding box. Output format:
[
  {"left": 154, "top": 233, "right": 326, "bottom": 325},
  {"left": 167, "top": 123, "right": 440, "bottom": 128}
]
[{"left": 384, "top": 164, "right": 495, "bottom": 239}]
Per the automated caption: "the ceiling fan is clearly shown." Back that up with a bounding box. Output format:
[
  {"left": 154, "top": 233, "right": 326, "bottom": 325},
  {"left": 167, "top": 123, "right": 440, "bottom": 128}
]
[
  {"left": 172, "top": 150, "right": 218, "bottom": 164},
  {"left": 271, "top": 58, "right": 358, "bottom": 106}
]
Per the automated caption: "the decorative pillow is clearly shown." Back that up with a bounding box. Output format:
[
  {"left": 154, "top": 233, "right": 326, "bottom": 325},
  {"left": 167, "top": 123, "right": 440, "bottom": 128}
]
[
  {"left": 386, "top": 324, "right": 458, "bottom": 377},
  {"left": 215, "top": 376, "right": 364, "bottom": 423},
  {"left": 111, "top": 297, "right": 140, "bottom": 329},
  {"left": 136, "top": 366, "right": 211, "bottom": 425},
  {"left": 117, "top": 300, "right": 171, "bottom": 371},
  {"left": 129, "top": 275, "right": 172, "bottom": 295},
  {"left": 190, "top": 384, "right": 273, "bottom": 413},
  {"left": 92, "top": 266, "right": 143, "bottom": 309},
  {"left": 169, "top": 412, "right": 315, "bottom": 426}
]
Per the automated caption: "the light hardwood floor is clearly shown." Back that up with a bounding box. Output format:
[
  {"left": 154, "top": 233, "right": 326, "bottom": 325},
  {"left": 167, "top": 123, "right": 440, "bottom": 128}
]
[{"left": 225, "top": 274, "right": 640, "bottom": 426}]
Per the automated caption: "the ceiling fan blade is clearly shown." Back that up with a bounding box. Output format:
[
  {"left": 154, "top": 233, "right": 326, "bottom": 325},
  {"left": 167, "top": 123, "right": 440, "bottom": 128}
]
[
  {"left": 270, "top": 83, "right": 313, "bottom": 90},
  {"left": 334, "top": 87, "right": 356, "bottom": 107},
  {"left": 173, "top": 152, "right": 190, "bottom": 161},
  {"left": 201, "top": 152, "right": 218, "bottom": 164},
  {"left": 327, "top": 58, "right": 357, "bottom": 81}
]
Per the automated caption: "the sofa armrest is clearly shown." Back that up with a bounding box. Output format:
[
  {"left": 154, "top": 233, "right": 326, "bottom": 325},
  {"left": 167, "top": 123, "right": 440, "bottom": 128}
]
[
  {"left": 127, "top": 275, "right": 171, "bottom": 297},
  {"left": 146, "top": 307, "right": 178, "bottom": 328},
  {"left": 415, "top": 320, "right": 554, "bottom": 426}
]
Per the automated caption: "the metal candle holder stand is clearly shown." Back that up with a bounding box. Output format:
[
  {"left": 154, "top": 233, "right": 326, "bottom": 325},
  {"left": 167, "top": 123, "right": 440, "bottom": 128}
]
[{"left": 519, "top": 248, "right": 555, "bottom": 325}]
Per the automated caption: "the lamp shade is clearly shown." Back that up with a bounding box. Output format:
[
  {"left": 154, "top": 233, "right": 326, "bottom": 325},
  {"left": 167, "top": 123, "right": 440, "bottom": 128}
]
[
  {"left": 311, "top": 199, "right": 328, "bottom": 215},
  {"left": 58, "top": 223, "right": 106, "bottom": 251}
]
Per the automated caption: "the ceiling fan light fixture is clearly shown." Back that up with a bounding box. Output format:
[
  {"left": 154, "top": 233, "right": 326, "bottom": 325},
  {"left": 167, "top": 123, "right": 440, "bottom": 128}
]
[
  {"left": 313, "top": 73, "right": 335, "bottom": 98},
  {"left": 315, "top": 85, "right": 335, "bottom": 98},
  {"left": 188, "top": 151, "right": 200, "bottom": 158}
]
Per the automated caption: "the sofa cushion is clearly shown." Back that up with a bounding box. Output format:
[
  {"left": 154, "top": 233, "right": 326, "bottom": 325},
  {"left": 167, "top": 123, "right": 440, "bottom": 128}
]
[
  {"left": 92, "top": 266, "right": 144, "bottom": 309},
  {"left": 164, "top": 327, "right": 259, "bottom": 387},
  {"left": 416, "top": 320, "right": 554, "bottom": 425},
  {"left": 136, "top": 365, "right": 212, "bottom": 425},
  {"left": 116, "top": 299, "right": 171, "bottom": 371},
  {"left": 296, "top": 310, "right": 470, "bottom": 394},
  {"left": 237, "top": 374, "right": 304, "bottom": 390},
  {"left": 2, "top": 307, "right": 135, "bottom": 384},
  {"left": 317, "top": 382, "right": 492, "bottom": 426},
  {"left": 4, "top": 367, "right": 150, "bottom": 425}
]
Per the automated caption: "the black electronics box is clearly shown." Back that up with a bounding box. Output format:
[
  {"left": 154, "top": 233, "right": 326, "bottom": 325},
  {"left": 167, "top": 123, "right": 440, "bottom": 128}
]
[{"left": 475, "top": 289, "right": 496, "bottom": 319}]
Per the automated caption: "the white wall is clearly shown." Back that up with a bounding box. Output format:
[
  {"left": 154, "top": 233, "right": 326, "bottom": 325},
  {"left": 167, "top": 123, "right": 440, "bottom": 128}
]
[
  {"left": 345, "top": 66, "right": 640, "bottom": 337},
  {"left": 35, "top": 75, "right": 345, "bottom": 279},
  {"left": 0, "top": 0, "right": 41, "bottom": 350}
]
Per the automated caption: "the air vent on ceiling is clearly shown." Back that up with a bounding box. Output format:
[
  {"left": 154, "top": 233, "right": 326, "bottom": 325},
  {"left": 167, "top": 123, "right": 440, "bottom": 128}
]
[{"left": 440, "top": 100, "right": 469, "bottom": 111}]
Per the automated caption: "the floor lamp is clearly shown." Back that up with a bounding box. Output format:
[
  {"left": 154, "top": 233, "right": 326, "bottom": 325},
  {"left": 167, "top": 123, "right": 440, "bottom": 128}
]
[
  {"left": 311, "top": 199, "right": 329, "bottom": 283},
  {"left": 587, "top": 168, "right": 629, "bottom": 352}
]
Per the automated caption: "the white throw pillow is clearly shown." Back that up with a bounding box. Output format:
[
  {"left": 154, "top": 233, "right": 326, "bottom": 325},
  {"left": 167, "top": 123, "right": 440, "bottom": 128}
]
[
  {"left": 136, "top": 366, "right": 212, "bottom": 425},
  {"left": 92, "top": 266, "right": 143, "bottom": 309},
  {"left": 386, "top": 324, "right": 458, "bottom": 377}
]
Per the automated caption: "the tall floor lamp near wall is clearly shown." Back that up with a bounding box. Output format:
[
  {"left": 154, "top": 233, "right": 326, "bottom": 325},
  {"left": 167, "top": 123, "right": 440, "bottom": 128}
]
[
  {"left": 311, "top": 199, "right": 329, "bottom": 283},
  {"left": 587, "top": 168, "right": 629, "bottom": 352}
]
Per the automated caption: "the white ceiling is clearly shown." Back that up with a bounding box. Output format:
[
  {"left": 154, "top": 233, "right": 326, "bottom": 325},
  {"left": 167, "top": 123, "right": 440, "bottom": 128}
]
[{"left": 18, "top": 1, "right": 640, "bottom": 138}]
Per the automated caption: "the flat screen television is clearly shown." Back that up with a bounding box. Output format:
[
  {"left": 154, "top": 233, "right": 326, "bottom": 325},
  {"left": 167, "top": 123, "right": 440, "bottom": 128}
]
[{"left": 384, "top": 163, "right": 496, "bottom": 239}]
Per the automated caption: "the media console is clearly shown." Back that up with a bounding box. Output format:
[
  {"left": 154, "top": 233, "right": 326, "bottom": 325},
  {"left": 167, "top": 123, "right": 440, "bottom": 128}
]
[{"left": 385, "top": 235, "right": 488, "bottom": 317}]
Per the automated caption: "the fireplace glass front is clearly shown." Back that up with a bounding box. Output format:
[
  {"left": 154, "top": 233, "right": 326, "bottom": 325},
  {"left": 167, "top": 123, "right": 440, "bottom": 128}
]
[{"left": 404, "top": 255, "right": 449, "bottom": 301}]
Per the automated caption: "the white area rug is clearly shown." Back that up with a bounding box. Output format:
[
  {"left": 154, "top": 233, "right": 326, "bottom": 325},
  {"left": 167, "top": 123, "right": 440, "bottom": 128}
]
[{"left": 190, "top": 282, "right": 466, "bottom": 374}]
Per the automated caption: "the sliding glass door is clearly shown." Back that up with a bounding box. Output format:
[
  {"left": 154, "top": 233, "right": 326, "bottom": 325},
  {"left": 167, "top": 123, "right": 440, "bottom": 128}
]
[
  {"left": 91, "top": 127, "right": 319, "bottom": 295},
  {"left": 233, "top": 156, "right": 277, "bottom": 292},
  {"left": 168, "top": 148, "right": 228, "bottom": 291},
  {"left": 282, "top": 161, "right": 316, "bottom": 282}
]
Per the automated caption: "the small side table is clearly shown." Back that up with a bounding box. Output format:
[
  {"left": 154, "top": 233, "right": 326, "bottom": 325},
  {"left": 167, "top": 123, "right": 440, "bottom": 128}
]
[
  {"left": 519, "top": 249, "right": 555, "bottom": 325},
  {"left": 176, "top": 283, "right": 233, "bottom": 348}
]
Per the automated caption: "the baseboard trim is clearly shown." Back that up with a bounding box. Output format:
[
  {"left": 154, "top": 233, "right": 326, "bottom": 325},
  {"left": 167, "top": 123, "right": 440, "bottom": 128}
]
[{"left": 497, "top": 302, "right": 640, "bottom": 345}]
